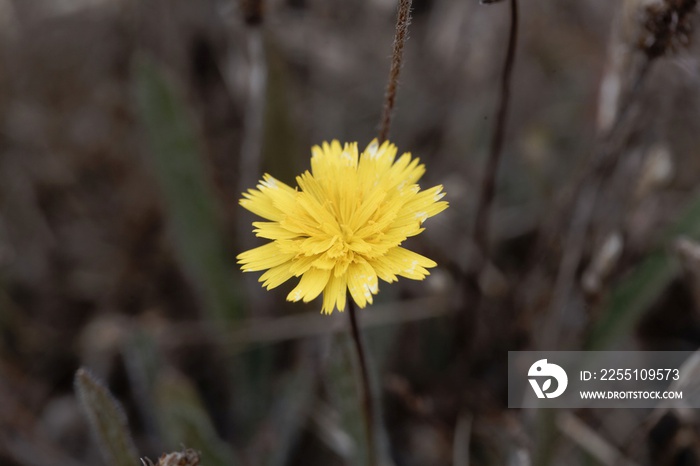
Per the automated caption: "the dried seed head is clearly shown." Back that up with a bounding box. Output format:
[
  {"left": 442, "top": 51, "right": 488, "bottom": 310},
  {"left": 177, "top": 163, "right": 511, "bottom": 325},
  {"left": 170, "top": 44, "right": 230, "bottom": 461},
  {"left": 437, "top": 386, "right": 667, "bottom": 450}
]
[
  {"left": 143, "top": 449, "right": 201, "bottom": 466},
  {"left": 639, "top": 0, "right": 698, "bottom": 59}
]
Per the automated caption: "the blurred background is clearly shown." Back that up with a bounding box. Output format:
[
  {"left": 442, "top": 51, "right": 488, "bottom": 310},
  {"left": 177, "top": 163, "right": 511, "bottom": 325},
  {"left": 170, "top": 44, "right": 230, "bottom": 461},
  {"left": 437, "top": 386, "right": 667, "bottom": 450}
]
[{"left": 1, "top": 0, "right": 700, "bottom": 465}]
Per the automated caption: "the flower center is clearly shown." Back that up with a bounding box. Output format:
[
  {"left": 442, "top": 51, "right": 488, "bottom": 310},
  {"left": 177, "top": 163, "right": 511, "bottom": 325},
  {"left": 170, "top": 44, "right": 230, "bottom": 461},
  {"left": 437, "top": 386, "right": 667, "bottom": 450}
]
[{"left": 326, "top": 224, "right": 355, "bottom": 260}]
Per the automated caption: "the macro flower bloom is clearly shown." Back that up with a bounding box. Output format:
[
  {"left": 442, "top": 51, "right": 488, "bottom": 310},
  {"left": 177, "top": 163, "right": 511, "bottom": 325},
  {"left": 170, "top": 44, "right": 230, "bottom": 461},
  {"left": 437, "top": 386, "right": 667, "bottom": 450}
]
[{"left": 237, "top": 139, "right": 448, "bottom": 314}]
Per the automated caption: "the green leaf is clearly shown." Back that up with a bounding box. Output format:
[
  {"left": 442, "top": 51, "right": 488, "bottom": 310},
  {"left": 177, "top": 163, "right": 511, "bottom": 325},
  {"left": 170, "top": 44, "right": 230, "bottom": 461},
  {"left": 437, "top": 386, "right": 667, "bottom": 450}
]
[
  {"left": 133, "top": 53, "right": 241, "bottom": 321},
  {"left": 74, "top": 368, "right": 139, "bottom": 466}
]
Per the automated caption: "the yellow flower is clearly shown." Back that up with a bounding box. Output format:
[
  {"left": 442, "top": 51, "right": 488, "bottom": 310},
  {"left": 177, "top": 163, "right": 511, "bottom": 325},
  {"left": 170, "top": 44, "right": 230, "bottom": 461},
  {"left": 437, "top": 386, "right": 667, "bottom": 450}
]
[{"left": 237, "top": 139, "right": 448, "bottom": 314}]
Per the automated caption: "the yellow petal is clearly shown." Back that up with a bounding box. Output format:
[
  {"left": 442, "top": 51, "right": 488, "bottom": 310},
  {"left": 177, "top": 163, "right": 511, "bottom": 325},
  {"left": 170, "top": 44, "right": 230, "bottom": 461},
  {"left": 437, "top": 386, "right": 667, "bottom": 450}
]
[
  {"left": 375, "top": 247, "right": 436, "bottom": 280},
  {"left": 237, "top": 243, "right": 294, "bottom": 272},
  {"left": 322, "top": 272, "right": 347, "bottom": 314},
  {"left": 347, "top": 258, "right": 379, "bottom": 308},
  {"left": 259, "top": 263, "right": 295, "bottom": 289},
  {"left": 252, "top": 222, "right": 301, "bottom": 240},
  {"left": 288, "top": 255, "right": 320, "bottom": 276},
  {"left": 287, "top": 267, "right": 331, "bottom": 303},
  {"left": 300, "top": 235, "right": 338, "bottom": 255},
  {"left": 240, "top": 190, "right": 284, "bottom": 222}
]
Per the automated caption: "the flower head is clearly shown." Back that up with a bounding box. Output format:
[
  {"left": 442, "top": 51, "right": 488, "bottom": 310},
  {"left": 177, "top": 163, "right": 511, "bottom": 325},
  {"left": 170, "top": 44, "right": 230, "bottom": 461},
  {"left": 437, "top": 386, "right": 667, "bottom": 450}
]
[{"left": 237, "top": 139, "right": 448, "bottom": 314}]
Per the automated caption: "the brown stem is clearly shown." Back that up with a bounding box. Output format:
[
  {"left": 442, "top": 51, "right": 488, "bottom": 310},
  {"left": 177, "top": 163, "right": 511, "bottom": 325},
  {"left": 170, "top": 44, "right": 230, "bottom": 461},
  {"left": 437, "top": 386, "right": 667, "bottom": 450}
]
[
  {"left": 378, "top": 0, "right": 413, "bottom": 143},
  {"left": 347, "top": 298, "right": 377, "bottom": 466},
  {"left": 472, "top": 0, "right": 519, "bottom": 259}
]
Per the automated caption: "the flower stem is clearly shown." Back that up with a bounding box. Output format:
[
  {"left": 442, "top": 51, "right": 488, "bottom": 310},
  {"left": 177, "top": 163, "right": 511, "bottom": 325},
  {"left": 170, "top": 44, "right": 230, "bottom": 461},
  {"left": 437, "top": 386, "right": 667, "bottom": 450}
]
[
  {"left": 472, "top": 0, "right": 519, "bottom": 259},
  {"left": 347, "top": 298, "right": 378, "bottom": 466},
  {"left": 378, "top": 0, "right": 413, "bottom": 143}
]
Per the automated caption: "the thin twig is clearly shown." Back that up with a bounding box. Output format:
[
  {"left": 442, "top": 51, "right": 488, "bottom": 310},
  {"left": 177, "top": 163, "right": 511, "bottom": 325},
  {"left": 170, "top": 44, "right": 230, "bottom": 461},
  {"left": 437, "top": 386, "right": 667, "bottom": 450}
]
[
  {"left": 472, "top": 0, "right": 519, "bottom": 261},
  {"left": 347, "top": 298, "right": 378, "bottom": 466},
  {"left": 378, "top": 0, "right": 413, "bottom": 143}
]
